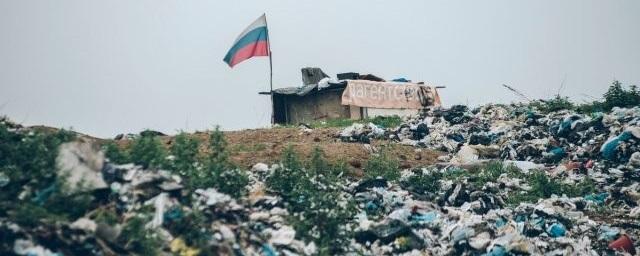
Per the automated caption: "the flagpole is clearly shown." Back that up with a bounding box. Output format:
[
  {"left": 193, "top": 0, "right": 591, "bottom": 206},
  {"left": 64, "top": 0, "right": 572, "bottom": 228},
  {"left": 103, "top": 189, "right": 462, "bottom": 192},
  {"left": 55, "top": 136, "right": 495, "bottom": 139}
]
[{"left": 264, "top": 13, "right": 275, "bottom": 123}]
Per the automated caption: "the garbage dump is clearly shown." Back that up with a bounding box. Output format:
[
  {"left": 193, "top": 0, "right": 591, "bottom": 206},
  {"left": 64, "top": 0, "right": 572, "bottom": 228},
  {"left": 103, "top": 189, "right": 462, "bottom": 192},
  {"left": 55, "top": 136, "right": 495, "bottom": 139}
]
[{"left": 1, "top": 103, "right": 639, "bottom": 255}]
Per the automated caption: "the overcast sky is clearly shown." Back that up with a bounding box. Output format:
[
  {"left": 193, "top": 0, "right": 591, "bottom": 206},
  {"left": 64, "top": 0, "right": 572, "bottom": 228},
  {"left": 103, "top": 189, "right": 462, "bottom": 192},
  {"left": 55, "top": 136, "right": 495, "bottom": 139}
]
[{"left": 1, "top": 1, "right": 639, "bottom": 138}]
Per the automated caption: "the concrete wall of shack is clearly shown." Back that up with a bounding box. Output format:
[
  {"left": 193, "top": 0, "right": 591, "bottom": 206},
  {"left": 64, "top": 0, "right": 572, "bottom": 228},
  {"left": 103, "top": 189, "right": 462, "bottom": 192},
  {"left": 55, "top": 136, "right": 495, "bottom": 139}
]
[
  {"left": 279, "top": 89, "right": 356, "bottom": 124},
  {"left": 272, "top": 87, "right": 421, "bottom": 125}
]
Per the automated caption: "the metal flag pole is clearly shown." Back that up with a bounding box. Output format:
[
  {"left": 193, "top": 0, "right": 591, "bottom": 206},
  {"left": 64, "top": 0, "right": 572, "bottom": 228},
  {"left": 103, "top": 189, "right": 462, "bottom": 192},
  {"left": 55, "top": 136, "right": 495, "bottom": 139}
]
[{"left": 264, "top": 13, "right": 275, "bottom": 124}]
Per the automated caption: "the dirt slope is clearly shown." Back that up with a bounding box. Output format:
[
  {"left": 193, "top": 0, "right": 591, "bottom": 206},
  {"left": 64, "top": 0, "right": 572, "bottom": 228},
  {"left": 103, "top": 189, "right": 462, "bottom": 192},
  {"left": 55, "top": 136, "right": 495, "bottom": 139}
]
[
  {"left": 25, "top": 124, "right": 441, "bottom": 175},
  {"left": 184, "top": 127, "right": 440, "bottom": 176}
]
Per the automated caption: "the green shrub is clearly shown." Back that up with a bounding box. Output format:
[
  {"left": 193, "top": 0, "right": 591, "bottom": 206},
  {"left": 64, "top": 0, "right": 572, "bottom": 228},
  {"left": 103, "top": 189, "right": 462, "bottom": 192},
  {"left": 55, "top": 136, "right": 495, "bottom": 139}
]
[
  {"left": 166, "top": 209, "right": 212, "bottom": 250},
  {"left": 365, "top": 152, "right": 400, "bottom": 181},
  {"left": 267, "top": 146, "right": 355, "bottom": 254},
  {"left": 530, "top": 95, "right": 575, "bottom": 113},
  {"left": 301, "top": 115, "right": 403, "bottom": 129},
  {"left": 602, "top": 80, "right": 640, "bottom": 110},
  {"left": 575, "top": 80, "right": 640, "bottom": 114},
  {"left": 471, "top": 161, "right": 524, "bottom": 186},
  {"left": 213, "top": 168, "right": 249, "bottom": 198},
  {"left": 576, "top": 101, "right": 606, "bottom": 114},
  {"left": 506, "top": 171, "right": 597, "bottom": 205},
  {"left": 505, "top": 172, "right": 561, "bottom": 205},
  {"left": 310, "top": 147, "right": 349, "bottom": 186},
  {"left": 266, "top": 146, "right": 304, "bottom": 199},
  {"left": 129, "top": 131, "right": 167, "bottom": 169},
  {"left": 206, "top": 126, "right": 231, "bottom": 170},
  {"left": 528, "top": 171, "right": 564, "bottom": 198},
  {"left": 103, "top": 141, "right": 130, "bottom": 164},
  {"left": 12, "top": 203, "right": 62, "bottom": 228},
  {"left": 562, "top": 178, "right": 596, "bottom": 197},
  {"left": 0, "top": 121, "right": 84, "bottom": 227},
  {"left": 401, "top": 169, "right": 442, "bottom": 194},
  {"left": 93, "top": 207, "right": 119, "bottom": 225},
  {"left": 440, "top": 161, "right": 523, "bottom": 189},
  {"left": 368, "top": 115, "right": 403, "bottom": 128},
  {"left": 120, "top": 216, "right": 162, "bottom": 255},
  {"left": 184, "top": 126, "right": 248, "bottom": 198},
  {"left": 309, "top": 147, "right": 329, "bottom": 175},
  {"left": 0, "top": 123, "right": 75, "bottom": 201},
  {"left": 170, "top": 132, "right": 201, "bottom": 176}
]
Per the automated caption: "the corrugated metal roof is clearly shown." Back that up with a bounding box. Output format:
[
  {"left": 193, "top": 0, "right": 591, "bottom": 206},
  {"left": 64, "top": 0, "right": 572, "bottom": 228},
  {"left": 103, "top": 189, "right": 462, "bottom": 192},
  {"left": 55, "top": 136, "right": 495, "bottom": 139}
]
[{"left": 271, "top": 81, "right": 347, "bottom": 96}]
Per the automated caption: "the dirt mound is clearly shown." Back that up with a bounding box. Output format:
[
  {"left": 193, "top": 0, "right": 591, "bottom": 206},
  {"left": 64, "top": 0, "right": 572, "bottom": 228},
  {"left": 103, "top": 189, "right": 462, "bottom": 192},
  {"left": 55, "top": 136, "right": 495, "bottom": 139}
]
[{"left": 192, "top": 127, "right": 440, "bottom": 175}]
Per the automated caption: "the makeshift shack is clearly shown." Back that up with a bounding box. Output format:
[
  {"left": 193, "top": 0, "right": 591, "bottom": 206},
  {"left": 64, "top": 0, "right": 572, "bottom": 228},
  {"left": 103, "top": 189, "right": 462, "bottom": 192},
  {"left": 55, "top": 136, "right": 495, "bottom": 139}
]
[{"left": 260, "top": 68, "right": 441, "bottom": 125}]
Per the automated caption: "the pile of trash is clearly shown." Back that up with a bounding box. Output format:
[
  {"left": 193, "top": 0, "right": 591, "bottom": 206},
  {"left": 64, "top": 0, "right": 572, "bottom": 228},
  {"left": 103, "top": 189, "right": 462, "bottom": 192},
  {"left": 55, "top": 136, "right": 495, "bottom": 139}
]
[
  {"left": 334, "top": 104, "right": 640, "bottom": 254},
  {"left": 2, "top": 103, "right": 639, "bottom": 255},
  {"left": 348, "top": 166, "right": 639, "bottom": 255},
  {"left": 339, "top": 104, "right": 640, "bottom": 171}
]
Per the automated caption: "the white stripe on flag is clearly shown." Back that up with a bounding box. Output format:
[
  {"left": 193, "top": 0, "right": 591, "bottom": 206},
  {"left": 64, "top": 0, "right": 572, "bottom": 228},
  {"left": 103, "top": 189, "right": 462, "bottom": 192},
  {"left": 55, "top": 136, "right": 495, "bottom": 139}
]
[{"left": 232, "top": 14, "right": 267, "bottom": 45}]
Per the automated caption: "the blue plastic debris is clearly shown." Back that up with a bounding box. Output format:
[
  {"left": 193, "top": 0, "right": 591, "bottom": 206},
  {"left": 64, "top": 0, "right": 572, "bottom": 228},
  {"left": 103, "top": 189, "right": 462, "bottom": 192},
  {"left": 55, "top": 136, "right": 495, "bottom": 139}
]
[
  {"left": 391, "top": 78, "right": 411, "bottom": 83},
  {"left": 547, "top": 147, "right": 567, "bottom": 162},
  {"left": 558, "top": 116, "right": 580, "bottom": 137},
  {"left": 546, "top": 223, "right": 566, "bottom": 237},
  {"left": 452, "top": 227, "right": 474, "bottom": 243},
  {"left": 410, "top": 211, "right": 438, "bottom": 223},
  {"left": 365, "top": 201, "right": 379, "bottom": 213},
  {"left": 262, "top": 244, "right": 278, "bottom": 256},
  {"left": 585, "top": 192, "right": 608, "bottom": 205},
  {"left": 494, "top": 217, "right": 507, "bottom": 228},
  {"left": 0, "top": 172, "right": 9, "bottom": 187},
  {"left": 32, "top": 183, "right": 57, "bottom": 205},
  {"left": 483, "top": 245, "right": 507, "bottom": 256},
  {"left": 598, "top": 225, "right": 620, "bottom": 241},
  {"left": 601, "top": 131, "right": 634, "bottom": 160},
  {"left": 529, "top": 216, "right": 544, "bottom": 229},
  {"left": 164, "top": 206, "right": 183, "bottom": 222}
]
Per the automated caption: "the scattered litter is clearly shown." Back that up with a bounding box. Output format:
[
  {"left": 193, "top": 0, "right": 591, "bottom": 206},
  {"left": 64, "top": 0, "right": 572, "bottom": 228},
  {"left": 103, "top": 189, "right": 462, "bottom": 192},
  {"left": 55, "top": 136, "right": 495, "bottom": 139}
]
[{"left": 2, "top": 104, "right": 640, "bottom": 255}]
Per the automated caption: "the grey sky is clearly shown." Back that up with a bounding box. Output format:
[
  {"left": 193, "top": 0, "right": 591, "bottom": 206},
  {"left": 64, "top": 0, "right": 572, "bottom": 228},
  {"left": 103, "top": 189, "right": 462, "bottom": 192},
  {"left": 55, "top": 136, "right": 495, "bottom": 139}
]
[{"left": 1, "top": 1, "right": 639, "bottom": 138}]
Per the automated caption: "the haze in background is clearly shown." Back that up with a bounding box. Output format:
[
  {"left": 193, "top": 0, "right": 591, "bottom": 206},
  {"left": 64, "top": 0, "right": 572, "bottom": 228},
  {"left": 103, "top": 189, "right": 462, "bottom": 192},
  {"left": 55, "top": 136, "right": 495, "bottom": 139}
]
[{"left": 1, "top": 1, "right": 639, "bottom": 138}]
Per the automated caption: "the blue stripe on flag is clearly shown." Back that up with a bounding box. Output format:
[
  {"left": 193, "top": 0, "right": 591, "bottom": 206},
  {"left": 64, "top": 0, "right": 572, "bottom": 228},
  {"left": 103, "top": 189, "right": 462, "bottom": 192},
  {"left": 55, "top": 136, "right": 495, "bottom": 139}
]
[{"left": 223, "top": 26, "right": 268, "bottom": 64}]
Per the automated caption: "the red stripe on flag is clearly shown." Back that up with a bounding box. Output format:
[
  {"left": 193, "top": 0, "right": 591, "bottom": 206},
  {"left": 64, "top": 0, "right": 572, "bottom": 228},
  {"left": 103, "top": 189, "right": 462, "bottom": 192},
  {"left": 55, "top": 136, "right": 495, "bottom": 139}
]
[{"left": 229, "top": 41, "right": 269, "bottom": 67}]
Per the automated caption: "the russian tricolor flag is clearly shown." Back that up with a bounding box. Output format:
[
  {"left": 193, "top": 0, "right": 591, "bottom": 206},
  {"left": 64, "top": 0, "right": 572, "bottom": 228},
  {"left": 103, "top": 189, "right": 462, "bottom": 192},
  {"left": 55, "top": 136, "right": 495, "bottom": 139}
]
[{"left": 223, "top": 14, "right": 270, "bottom": 68}]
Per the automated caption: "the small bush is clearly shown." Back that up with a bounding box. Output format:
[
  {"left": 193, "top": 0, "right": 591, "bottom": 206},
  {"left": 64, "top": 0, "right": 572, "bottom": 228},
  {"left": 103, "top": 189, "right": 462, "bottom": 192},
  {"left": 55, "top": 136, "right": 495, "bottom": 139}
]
[
  {"left": 129, "top": 131, "right": 167, "bottom": 169},
  {"left": 576, "top": 101, "right": 606, "bottom": 114},
  {"left": 602, "top": 80, "right": 640, "bottom": 110},
  {"left": 103, "top": 141, "right": 129, "bottom": 164},
  {"left": 308, "top": 147, "right": 329, "bottom": 175},
  {"left": 120, "top": 216, "right": 162, "bottom": 255},
  {"left": 530, "top": 95, "right": 575, "bottom": 113},
  {"left": 401, "top": 169, "right": 442, "bottom": 194},
  {"left": 93, "top": 207, "right": 119, "bottom": 225},
  {"left": 506, "top": 171, "right": 597, "bottom": 205},
  {"left": 170, "top": 132, "right": 201, "bottom": 176},
  {"left": 0, "top": 121, "right": 87, "bottom": 227},
  {"left": 471, "top": 161, "right": 524, "bottom": 186},
  {"left": 368, "top": 115, "right": 403, "bottom": 128},
  {"left": 303, "top": 115, "right": 403, "bottom": 129},
  {"left": 12, "top": 204, "right": 62, "bottom": 228},
  {"left": 184, "top": 126, "right": 248, "bottom": 198},
  {"left": 267, "top": 146, "right": 355, "bottom": 254},
  {"left": 214, "top": 168, "right": 249, "bottom": 198},
  {"left": 0, "top": 123, "right": 75, "bottom": 201},
  {"left": 365, "top": 152, "right": 400, "bottom": 181},
  {"left": 266, "top": 146, "right": 305, "bottom": 199},
  {"left": 527, "top": 171, "right": 564, "bottom": 198},
  {"left": 563, "top": 178, "right": 596, "bottom": 197},
  {"left": 165, "top": 209, "right": 212, "bottom": 251},
  {"left": 576, "top": 80, "right": 640, "bottom": 113},
  {"left": 440, "top": 161, "right": 523, "bottom": 189}
]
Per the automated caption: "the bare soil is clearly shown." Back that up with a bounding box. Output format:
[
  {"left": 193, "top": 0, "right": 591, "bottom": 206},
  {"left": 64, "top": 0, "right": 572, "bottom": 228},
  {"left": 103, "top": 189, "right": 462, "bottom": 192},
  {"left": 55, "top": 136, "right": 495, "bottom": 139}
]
[
  {"left": 179, "top": 127, "right": 440, "bottom": 176},
  {"left": 36, "top": 124, "right": 442, "bottom": 176}
]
